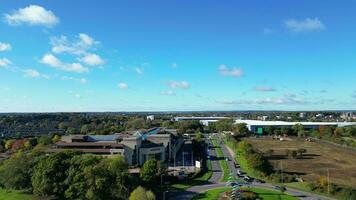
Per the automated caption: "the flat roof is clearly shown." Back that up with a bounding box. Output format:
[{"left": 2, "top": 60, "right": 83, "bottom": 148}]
[
  {"left": 175, "top": 116, "right": 228, "bottom": 120},
  {"left": 235, "top": 119, "right": 356, "bottom": 127},
  {"left": 56, "top": 141, "right": 124, "bottom": 148}
]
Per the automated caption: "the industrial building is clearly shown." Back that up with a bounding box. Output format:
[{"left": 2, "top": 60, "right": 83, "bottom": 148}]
[
  {"left": 235, "top": 119, "right": 356, "bottom": 134},
  {"left": 49, "top": 128, "right": 184, "bottom": 166}
]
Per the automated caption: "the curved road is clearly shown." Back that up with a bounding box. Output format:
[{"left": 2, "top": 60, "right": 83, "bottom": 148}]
[{"left": 167, "top": 135, "right": 335, "bottom": 200}]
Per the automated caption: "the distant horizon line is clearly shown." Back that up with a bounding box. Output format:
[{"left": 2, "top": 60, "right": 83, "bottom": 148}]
[{"left": 0, "top": 109, "right": 355, "bottom": 114}]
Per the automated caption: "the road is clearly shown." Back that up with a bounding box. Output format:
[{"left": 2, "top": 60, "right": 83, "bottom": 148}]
[{"left": 167, "top": 134, "right": 335, "bottom": 200}]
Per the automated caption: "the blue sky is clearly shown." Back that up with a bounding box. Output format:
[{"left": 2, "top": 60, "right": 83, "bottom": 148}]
[{"left": 1, "top": 0, "right": 356, "bottom": 112}]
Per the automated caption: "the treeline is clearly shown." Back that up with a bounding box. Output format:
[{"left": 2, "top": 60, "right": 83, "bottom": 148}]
[
  {"left": 235, "top": 140, "right": 273, "bottom": 177},
  {"left": 0, "top": 113, "right": 168, "bottom": 139},
  {"left": 0, "top": 148, "right": 168, "bottom": 199}
]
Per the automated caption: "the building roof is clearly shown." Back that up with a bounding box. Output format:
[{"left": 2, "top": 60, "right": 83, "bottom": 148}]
[
  {"left": 47, "top": 148, "right": 115, "bottom": 153},
  {"left": 235, "top": 119, "right": 356, "bottom": 127},
  {"left": 56, "top": 141, "right": 123, "bottom": 148}
]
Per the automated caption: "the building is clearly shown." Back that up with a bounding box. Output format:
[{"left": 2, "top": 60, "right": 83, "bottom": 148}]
[
  {"left": 174, "top": 116, "right": 229, "bottom": 126},
  {"left": 235, "top": 119, "right": 356, "bottom": 134},
  {"left": 146, "top": 115, "right": 155, "bottom": 121},
  {"left": 49, "top": 127, "right": 184, "bottom": 166},
  {"left": 341, "top": 112, "right": 354, "bottom": 121}
]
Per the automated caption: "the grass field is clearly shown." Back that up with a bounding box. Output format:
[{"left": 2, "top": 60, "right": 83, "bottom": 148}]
[
  {"left": 211, "top": 139, "right": 230, "bottom": 182},
  {"left": 192, "top": 187, "right": 298, "bottom": 200},
  {"left": 0, "top": 189, "right": 37, "bottom": 200},
  {"left": 245, "top": 137, "right": 356, "bottom": 188}
]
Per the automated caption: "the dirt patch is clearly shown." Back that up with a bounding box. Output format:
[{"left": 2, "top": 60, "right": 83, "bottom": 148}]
[{"left": 244, "top": 137, "right": 356, "bottom": 188}]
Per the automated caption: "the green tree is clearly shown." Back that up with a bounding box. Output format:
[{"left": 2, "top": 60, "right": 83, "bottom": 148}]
[
  {"left": 32, "top": 150, "right": 80, "bottom": 198},
  {"left": 64, "top": 155, "right": 102, "bottom": 200},
  {"left": 293, "top": 123, "right": 305, "bottom": 137},
  {"left": 0, "top": 151, "right": 34, "bottom": 189},
  {"left": 129, "top": 186, "right": 155, "bottom": 200},
  {"left": 37, "top": 136, "right": 52, "bottom": 145},
  {"left": 296, "top": 148, "right": 307, "bottom": 158},
  {"left": 233, "top": 123, "right": 249, "bottom": 136},
  {"left": 140, "top": 160, "right": 165, "bottom": 185},
  {"left": 237, "top": 141, "right": 254, "bottom": 155}
]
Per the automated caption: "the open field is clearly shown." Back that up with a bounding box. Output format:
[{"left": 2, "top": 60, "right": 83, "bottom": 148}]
[
  {"left": 192, "top": 187, "right": 298, "bottom": 200},
  {"left": 245, "top": 137, "right": 356, "bottom": 188}
]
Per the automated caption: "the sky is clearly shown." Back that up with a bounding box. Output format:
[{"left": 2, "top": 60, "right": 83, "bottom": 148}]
[{"left": 1, "top": 0, "right": 356, "bottom": 112}]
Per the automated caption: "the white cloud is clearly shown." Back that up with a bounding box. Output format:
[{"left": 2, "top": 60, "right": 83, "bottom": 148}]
[
  {"left": 79, "top": 33, "right": 95, "bottom": 46},
  {"left": 50, "top": 33, "right": 99, "bottom": 55},
  {"left": 285, "top": 18, "right": 325, "bottom": 33},
  {"left": 218, "top": 64, "right": 243, "bottom": 77},
  {"left": 40, "top": 53, "right": 89, "bottom": 73},
  {"left": 0, "top": 42, "right": 11, "bottom": 51},
  {"left": 0, "top": 58, "right": 11, "bottom": 68},
  {"left": 61, "top": 76, "right": 87, "bottom": 84},
  {"left": 161, "top": 90, "right": 176, "bottom": 96},
  {"left": 23, "top": 69, "right": 49, "bottom": 79},
  {"left": 254, "top": 86, "right": 276, "bottom": 92},
  {"left": 4, "top": 5, "right": 59, "bottom": 27},
  {"left": 118, "top": 83, "right": 129, "bottom": 89},
  {"left": 166, "top": 81, "right": 190, "bottom": 89},
  {"left": 135, "top": 67, "right": 143, "bottom": 74},
  {"left": 79, "top": 53, "right": 104, "bottom": 66}
]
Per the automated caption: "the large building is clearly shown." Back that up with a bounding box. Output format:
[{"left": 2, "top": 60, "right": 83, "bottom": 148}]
[
  {"left": 49, "top": 128, "right": 184, "bottom": 166},
  {"left": 235, "top": 119, "right": 356, "bottom": 134},
  {"left": 174, "top": 116, "right": 229, "bottom": 126}
]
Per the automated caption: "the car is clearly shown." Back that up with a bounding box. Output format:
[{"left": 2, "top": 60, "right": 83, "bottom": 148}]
[
  {"left": 273, "top": 185, "right": 281, "bottom": 191},
  {"left": 225, "top": 158, "right": 230, "bottom": 161}
]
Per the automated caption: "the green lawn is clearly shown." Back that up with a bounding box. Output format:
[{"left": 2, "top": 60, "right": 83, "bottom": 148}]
[
  {"left": 248, "top": 188, "right": 298, "bottom": 200},
  {"left": 192, "top": 187, "right": 298, "bottom": 200},
  {"left": 0, "top": 189, "right": 37, "bottom": 200},
  {"left": 211, "top": 139, "right": 230, "bottom": 182},
  {"left": 192, "top": 187, "right": 229, "bottom": 200}
]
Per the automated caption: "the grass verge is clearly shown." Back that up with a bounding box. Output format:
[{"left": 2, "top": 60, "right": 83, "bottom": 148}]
[{"left": 192, "top": 187, "right": 299, "bottom": 200}]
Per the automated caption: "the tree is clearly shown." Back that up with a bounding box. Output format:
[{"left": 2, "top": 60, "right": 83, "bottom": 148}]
[
  {"left": 237, "top": 141, "right": 254, "bottom": 155},
  {"left": 214, "top": 119, "right": 235, "bottom": 132},
  {"left": 52, "top": 135, "right": 61, "bottom": 143},
  {"left": 0, "top": 151, "right": 34, "bottom": 189},
  {"left": 140, "top": 160, "right": 165, "bottom": 185},
  {"left": 80, "top": 124, "right": 90, "bottom": 134},
  {"left": 32, "top": 150, "right": 80, "bottom": 198},
  {"left": 129, "top": 186, "right": 155, "bottom": 200},
  {"left": 293, "top": 123, "right": 305, "bottom": 137},
  {"left": 296, "top": 148, "right": 307, "bottom": 158},
  {"left": 64, "top": 155, "right": 103, "bottom": 200},
  {"left": 4, "top": 139, "right": 14, "bottom": 150},
  {"left": 37, "top": 136, "right": 52, "bottom": 145},
  {"left": 233, "top": 123, "right": 249, "bottom": 136},
  {"left": 108, "top": 156, "right": 135, "bottom": 200}
]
